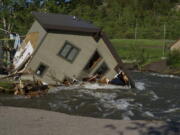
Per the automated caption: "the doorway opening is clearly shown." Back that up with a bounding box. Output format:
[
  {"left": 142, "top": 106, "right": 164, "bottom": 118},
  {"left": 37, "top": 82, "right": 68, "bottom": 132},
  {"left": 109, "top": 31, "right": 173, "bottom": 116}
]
[{"left": 84, "top": 50, "right": 102, "bottom": 73}]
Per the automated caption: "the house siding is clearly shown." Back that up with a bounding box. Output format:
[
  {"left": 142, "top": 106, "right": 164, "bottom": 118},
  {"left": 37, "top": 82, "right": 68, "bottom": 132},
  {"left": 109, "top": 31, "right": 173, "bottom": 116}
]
[
  {"left": 27, "top": 21, "right": 47, "bottom": 50},
  {"left": 170, "top": 40, "right": 180, "bottom": 51},
  {"left": 27, "top": 32, "right": 118, "bottom": 83}
]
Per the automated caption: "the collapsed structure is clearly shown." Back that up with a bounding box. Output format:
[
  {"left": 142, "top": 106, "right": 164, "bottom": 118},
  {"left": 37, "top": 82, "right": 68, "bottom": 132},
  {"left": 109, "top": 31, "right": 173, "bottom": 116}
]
[
  {"left": 14, "top": 12, "right": 134, "bottom": 87},
  {"left": 170, "top": 39, "right": 180, "bottom": 51}
]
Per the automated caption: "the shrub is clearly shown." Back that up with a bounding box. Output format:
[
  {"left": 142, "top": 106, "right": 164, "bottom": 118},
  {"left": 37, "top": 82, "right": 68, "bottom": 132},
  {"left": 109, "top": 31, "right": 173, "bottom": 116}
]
[{"left": 167, "top": 50, "right": 180, "bottom": 68}]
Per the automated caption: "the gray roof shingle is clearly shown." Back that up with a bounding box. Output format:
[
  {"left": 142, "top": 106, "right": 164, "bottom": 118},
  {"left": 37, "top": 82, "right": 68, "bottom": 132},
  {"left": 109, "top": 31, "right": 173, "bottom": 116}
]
[{"left": 32, "top": 12, "right": 100, "bottom": 33}]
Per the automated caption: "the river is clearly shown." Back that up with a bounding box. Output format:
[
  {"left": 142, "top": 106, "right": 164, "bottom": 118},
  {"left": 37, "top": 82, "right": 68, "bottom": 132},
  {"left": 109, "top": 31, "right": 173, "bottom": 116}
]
[{"left": 0, "top": 71, "right": 180, "bottom": 121}]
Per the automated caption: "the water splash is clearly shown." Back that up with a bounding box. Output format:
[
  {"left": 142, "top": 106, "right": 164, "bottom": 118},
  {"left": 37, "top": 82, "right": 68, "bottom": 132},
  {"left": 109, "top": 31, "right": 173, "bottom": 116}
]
[
  {"left": 78, "top": 89, "right": 133, "bottom": 111},
  {"left": 135, "top": 81, "right": 145, "bottom": 90},
  {"left": 151, "top": 73, "right": 180, "bottom": 79},
  {"left": 143, "top": 111, "right": 155, "bottom": 118},
  {"left": 48, "top": 83, "right": 130, "bottom": 94},
  {"left": 48, "top": 85, "right": 81, "bottom": 93},
  {"left": 164, "top": 108, "right": 180, "bottom": 113},
  {"left": 149, "top": 91, "right": 159, "bottom": 101},
  {"left": 83, "top": 83, "right": 130, "bottom": 90}
]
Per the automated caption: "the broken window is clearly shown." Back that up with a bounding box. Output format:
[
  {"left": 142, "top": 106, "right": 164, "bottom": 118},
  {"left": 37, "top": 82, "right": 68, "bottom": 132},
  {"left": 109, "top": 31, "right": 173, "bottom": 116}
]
[
  {"left": 94, "top": 62, "right": 109, "bottom": 75},
  {"left": 36, "top": 63, "right": 48, "bottom": 77},
  {"left": 58, "top": 41, "right": 80, "bottom": 62},
  {"left": 84, "top": 50, "right": 102, "bottom": 73}
]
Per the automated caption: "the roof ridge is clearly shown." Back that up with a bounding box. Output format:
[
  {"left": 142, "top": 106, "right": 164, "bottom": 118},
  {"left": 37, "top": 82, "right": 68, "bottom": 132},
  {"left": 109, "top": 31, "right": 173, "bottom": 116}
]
[{"left": 32, "top": 11, "right": 100, "bottom": 33}]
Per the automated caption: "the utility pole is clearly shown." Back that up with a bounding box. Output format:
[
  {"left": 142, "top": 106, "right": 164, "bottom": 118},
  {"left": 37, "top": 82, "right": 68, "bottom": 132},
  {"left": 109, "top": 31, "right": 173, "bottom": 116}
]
[
  {"left": 162, "top": 23, "right": 166, "bottom": 58},
  {"left": 135, "top": 20, "right": 138, "bottom": 40}
]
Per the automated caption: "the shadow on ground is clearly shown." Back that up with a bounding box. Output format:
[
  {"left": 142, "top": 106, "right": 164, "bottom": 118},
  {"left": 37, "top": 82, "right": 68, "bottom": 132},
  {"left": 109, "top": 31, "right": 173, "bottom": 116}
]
[{"left": 104, "top": 121, "right": 180, "bottom": 135}]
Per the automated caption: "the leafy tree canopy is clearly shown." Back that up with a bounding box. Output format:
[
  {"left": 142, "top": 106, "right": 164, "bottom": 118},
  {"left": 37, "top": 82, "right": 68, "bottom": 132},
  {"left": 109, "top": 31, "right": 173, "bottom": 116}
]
[{"left": 0, "top": 0, "right": 180, "bottom": 39}]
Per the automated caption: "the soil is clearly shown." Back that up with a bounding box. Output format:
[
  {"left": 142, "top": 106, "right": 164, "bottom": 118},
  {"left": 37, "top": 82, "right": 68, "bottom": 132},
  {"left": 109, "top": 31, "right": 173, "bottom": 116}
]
[
  {"left": 142, "top": 59, "right": 168, "bottom": 73},
  {"left": 124, "top": 59, "right": 180, "bottom": 76}
]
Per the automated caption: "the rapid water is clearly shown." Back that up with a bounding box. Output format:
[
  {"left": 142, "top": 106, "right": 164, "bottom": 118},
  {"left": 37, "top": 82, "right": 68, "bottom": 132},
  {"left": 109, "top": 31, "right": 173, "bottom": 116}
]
[{"left": 0, "top": 71, "right": 180, "bottom": 121}]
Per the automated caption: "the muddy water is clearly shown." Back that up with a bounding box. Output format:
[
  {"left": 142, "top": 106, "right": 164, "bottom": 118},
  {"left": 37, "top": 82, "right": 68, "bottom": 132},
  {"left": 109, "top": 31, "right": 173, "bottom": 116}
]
[{"left": 0, "top": 71, "right": 180, "bottom": 121}]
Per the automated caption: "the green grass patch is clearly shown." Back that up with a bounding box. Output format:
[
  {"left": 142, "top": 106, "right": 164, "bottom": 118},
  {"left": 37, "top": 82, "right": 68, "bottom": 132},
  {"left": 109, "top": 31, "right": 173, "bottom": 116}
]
[
  {"left": 0, "top": 81, "right": 14, "bottom": 90},
  {"left": 111, "top": 39, "right": 174, "bottom": 47},
  {"left": 111, "top": 39, "right": 175, "bottom": 66}
]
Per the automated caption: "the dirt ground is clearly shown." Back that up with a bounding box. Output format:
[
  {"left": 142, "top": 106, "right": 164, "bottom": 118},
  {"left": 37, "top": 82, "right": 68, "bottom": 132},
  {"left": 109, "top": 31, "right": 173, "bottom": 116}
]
[
  {"left": 142, "top": 59, "right": 168, "bottom": 73},
  {"left": 124, "top": 59, "right": 180, "bottom": 76},
  {"left": 0, "top": 106, "right": 179, "bottom": 135}
]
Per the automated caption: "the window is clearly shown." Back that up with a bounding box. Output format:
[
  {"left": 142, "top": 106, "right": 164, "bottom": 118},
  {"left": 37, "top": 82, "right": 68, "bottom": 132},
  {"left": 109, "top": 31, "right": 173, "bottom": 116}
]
[
  {"left": 84, "top": 50, "right": 102, "bottom": 73},
  {"left": 58, "top": 41, "right": 80, "bottom": 62},
  {"left": 35, "top": 63, "right": 48, "bottom": 77},
  {"left": 94, "top": 62, "right": 109, "bottom": 75}
]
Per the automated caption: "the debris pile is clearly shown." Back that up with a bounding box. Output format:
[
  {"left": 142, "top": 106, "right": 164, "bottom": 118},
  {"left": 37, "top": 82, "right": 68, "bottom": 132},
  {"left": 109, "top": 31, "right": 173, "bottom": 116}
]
[
  {"left": 14, "top": 80, "right": 48, "bottom": 98},
  {"left": 0, "top": 75, "right": 48, "bottom": 98},
  {"left": 0, "top": 68, "right": 131, "bottom": 98}
]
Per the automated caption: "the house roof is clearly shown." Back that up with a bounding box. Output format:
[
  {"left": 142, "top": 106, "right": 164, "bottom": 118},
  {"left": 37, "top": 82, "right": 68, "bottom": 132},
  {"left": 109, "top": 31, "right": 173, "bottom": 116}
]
[{"left": 32, "top": 12, "right": 100, "bottom": 33}]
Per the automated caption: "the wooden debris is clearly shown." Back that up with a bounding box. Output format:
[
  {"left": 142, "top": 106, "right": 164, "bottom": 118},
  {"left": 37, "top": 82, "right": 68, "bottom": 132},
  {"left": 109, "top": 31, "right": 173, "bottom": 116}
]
[{"left": 13, "top": 79, "right": 49, "bottom": 98}]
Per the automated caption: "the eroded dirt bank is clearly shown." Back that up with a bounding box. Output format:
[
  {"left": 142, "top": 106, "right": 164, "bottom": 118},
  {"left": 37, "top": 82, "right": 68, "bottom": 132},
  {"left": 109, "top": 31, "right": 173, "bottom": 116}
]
[{"left": 124, "top": 59, "right": 180, "bottom": 76}]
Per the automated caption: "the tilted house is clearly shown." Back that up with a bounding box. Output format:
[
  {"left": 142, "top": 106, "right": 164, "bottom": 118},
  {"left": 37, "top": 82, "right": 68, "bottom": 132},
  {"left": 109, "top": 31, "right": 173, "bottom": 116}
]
[
  {"left": 15, "top": 12, "right": 133, "bottom": 86},
  {"left": 170, "top": 39, "right": 180, "bottom": 51}
]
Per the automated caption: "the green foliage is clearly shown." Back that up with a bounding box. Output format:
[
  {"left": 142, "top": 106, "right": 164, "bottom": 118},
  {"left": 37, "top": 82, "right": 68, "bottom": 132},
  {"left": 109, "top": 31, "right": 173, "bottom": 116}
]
[
  {"left": 167, "top": 50, "right": 180, "bottom": 68},
  {"left": 0, "top": 0, "right": 180, "bottom": 39},
  {"left": 111, "top": 39, "right": 175, "bottom": 66},
  {"left": 0, "top": 81, "right": 14, "bottom": 90}
]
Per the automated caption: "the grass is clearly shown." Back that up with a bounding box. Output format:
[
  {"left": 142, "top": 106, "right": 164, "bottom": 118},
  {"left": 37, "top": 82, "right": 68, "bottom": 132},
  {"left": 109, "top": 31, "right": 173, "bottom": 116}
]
[
  {"left": 111, "top": 39, "right": 175, "bottom": 65},
  {"left": 111, "top": 39, "right": 174, "bottom": 47},
  {"left": 0, "top": 81, "right": 15, "bottom": 93},
  {"left": 167, "top": 50, "right": 180, "bottom": 68}
]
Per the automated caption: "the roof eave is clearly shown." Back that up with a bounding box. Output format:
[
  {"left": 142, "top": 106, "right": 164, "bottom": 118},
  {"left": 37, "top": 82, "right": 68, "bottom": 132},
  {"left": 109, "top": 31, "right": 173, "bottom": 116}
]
[{"left": 44, "top": 24, "right": 101, "bottom": 34}]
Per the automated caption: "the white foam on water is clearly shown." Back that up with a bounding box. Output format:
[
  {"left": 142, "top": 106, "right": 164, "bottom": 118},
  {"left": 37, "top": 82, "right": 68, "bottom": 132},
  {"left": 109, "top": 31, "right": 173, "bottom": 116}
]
[
  {"left": 48, "top": 85, "right": 81, "bottom": 93},
  {"left": 150, "top": 73, "right": 180, "bottom": 79},
  {"left": 49, "top": 101, "right": 71, "bottom": 111},
  {"left": 135, "top": 81, "right": 146, "bottom": 91},
  {"left": 79, "top": 90, "right": 117, "bottom": 100},
  {"left": 49, "top": 83, "right": 131, "bottom": 94},
  {"left": 164, "top": 108, "right": 180, "bottom": 113},
  {"left": 101, "top": 98, "right": 134, "bottom": 119},
  {"left": 48, "top": 102, "right": 57, "bottom": 109},
  {"left": 149, "top": 91, "right": 159, "bottom": 101},
  {"left": 79, "top": 89, "right": 134, "bottom": 112},
  {"left": 1, "top": 95, "right": 29, "bottom": 100},
  {"left": 101, "top": 98, "right": 133, "bottom": 111},
  {"left": 82, "top": 83, "right": 131, "bottom": 90},
  {"left": 127, "top": 110, "right": 135, "bottom": 116},
  {"left": 143, "top": 111, "right": 155, "bottom": 118},
  {"left": 114, "top": 99, "right": 131, "bottom": 110},
  {"left": 102, "top": 111, "right": 115, "bottom": 118}
]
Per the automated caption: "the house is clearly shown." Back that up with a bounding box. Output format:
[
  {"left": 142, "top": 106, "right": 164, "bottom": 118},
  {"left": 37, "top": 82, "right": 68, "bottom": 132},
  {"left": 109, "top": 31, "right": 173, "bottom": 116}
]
[
  {"left": 170, "top": 39, "right": 180, "bottom": 51},
  {"left": 14, "top": 12, "right": 134, "bottom": 87}
]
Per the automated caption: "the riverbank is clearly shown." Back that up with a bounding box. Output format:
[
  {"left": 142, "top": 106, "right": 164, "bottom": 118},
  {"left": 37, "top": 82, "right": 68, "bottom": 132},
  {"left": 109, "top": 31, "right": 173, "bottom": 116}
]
[
  {"left": 0, "top": 106, "right": 179, "bottom": 135},
  {"left": 111, "top": 39, "right": 180, "bottom": 76},
  {"left": 124, "top": 59, "right": 180, "bottom": 76}
]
